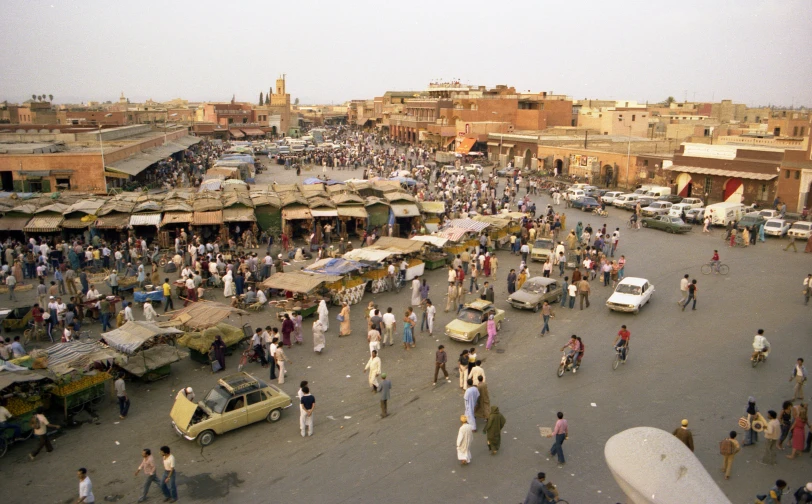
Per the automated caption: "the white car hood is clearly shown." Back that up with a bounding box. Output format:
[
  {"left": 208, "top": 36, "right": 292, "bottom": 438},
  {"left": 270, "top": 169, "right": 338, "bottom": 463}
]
[{"left": 607, "top": 292, "right": 641, "bottom": 305}]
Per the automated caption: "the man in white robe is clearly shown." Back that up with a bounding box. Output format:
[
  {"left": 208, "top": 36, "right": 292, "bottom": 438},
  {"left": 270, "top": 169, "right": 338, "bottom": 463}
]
[
  {"left": 364, "top": 350, "right": 381, "bottom": 392},
  {"left": 457, "top": 415, "right": 474, "bottom": 465}
]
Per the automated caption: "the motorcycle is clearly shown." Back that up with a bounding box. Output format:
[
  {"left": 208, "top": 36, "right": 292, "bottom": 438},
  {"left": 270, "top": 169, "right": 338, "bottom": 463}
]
[
  {"left": 238, "top": 346, "right": 261, "bottom": 371},
  {"left": 557, "top": 351, "right": 578, "bottom": 377}
]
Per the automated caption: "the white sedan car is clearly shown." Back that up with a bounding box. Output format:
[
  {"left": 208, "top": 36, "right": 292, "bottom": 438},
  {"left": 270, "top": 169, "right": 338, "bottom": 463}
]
[
  {"left": 606, "top": 277, "right": 655, "bottom": 314},
  {"left": 788, "top": 221, "right": 812, "bottom": 240},
  {"left": 763, "top": 218, "right": 790, "bottom": 237}
]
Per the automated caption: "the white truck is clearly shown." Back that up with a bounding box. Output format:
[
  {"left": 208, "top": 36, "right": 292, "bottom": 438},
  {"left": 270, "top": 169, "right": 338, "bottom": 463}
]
[{"left": 705, "top": 202, "right": 745, "bottom": 226}]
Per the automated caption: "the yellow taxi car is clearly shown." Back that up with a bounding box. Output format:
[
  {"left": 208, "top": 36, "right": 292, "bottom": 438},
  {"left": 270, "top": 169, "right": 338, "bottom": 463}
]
[
  {"left": 444, "top": 299, "right": 505, "bottom": 344},
  {"left": 170, "top": 372, "right": 292, "bottom": 446}
]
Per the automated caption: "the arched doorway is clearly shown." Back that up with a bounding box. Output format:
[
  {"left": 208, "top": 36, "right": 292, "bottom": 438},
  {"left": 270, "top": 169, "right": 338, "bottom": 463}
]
[
  {"left": 523, "top": 149, "right": 532, "bottom": 169},
  {"left": 271, "top": 126, "right": 277, "bottom": 136},
  {"left": 506, "top": 147, "right": 515, "bottom": 165},
  {"left": 676, "top": 173, "right": 693, "bottom": 197},
  {"left": 602, "top": 165, "right": 613, "bottom": 186},
  {"left": 555, "top": 159, "right": 563, "bottom": 176},
  {"left": 723, "top": 178, "right": 743, "bottom": 203}
]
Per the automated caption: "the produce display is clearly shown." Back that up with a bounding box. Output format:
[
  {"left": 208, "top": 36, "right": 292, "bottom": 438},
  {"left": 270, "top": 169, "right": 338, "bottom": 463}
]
[
  {"left": 5, "top": 397, "right": 42, "bottom": 416},
  {"left": 51, "top": 372, "right": 112, "bottom": 397},
  {"left": 177, "top": 323, "right": 245, "bottom": 353}
]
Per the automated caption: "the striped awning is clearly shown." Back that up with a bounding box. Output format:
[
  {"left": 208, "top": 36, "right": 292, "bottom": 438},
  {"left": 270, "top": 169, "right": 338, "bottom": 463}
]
[
  {"left": 443, "top": 219, "right": 490, "bottom": 233},
  {"left": 664, "top": 165, "right": 778, "bottom": 181},
  {"left": 23, "top": 214, "right": 63, "bottom": 233},
  {"left": 129, "top": 213, "right": 162, "bottom": 227},
  {"left": 437, "top": 227, "right": 469, "bottom": 242}
]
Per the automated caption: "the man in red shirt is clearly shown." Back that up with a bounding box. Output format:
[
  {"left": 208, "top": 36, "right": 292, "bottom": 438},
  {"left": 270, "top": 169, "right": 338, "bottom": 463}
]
[
  {"left": 614, "top": 325, "right": 630, "bottom": 362},
  {"left": 456, "top": 266, "right": 465, "bottom": 287},
  {"left": 31, "top": 303, "right": 44, "bottom": 338},
  {"left": 710, "top": 250, "right": 720, "bottom": 273}
]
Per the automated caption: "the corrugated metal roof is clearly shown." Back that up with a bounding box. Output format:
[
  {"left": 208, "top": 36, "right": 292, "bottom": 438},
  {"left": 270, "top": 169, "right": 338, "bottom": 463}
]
[
  {"left": 444, "top": 219, "right": 490, "bottom": 232},
  {"left": 94, "top": 213, "right": 131, "bottom": 229},
  {"left": 160, "top": 212, "right": 193, "bottom": 226},
  {"left": 281, "top": 206, "right": 312, "bottom": 220},
  {"left": 192, "top": 210, "right": 223, "bottom": 226},
  {"left": 132, "top": 201, "right": 162, "bottom": 213},
  {"left": 129, "top": 213, "right": 162, "bottom": 227},
  {"left": 97, "top": 200, "right": 135, "bottom": 216},
  {"left": 64, "top": 200, "right": 105, "bottom": 216},
  {"left": 23, "top": 214, "right": 64, "bottom": 232},
  {"left": 664, "top": 165, "right": 778, "bottom": 181},
  {"left": 223, "top": 207, "right": 256, "bottom": 222},
  {"left": 390, "top": 203, "right": 421, "bottom": 217}
]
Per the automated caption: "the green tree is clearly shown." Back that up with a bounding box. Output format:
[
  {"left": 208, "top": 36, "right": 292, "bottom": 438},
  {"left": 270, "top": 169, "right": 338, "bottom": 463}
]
[
  {"left": 662, "top": 96, "right": 675, "bottom": 106},
  {"left": 31, "top": 94, "right": 36, "bottom": 101},
  {"left": 294, "top": 97, "right": 299, "bottom": 105},
  {"left": 265, "top": 95, "right": 269, "bottom": 105},
  {"left": 259, "top": 91, "right": 264, "bottom": 105},
  {"left": 48, "top": 94, "right": 53, "bottom": 102}
]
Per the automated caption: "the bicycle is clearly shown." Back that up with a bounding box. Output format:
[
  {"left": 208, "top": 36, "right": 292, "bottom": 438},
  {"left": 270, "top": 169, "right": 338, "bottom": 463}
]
[
  {"left": 612, "top": 343, "right": 629, "bottom": 370},
  {"left": 23, "top": 321, "right": 53, "bottom": 345},
  {"left": 592, "top": 208, "right": 608, "bottom": 218},
  {"left": 393, "top": 276, "right": 404, "bottom": 294},
  {"left": 626, "top": 218, "right": 640, "bottom": 230},
  {"left": 700, "top": 262, "right": 729, "bottom": 275}
]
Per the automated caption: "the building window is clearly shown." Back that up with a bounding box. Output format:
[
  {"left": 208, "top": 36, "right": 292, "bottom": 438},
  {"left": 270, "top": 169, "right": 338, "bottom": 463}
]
[
  {"left": 759, "top": 184, "right": 768, "bottom": 201},
  {"left": 793, "top": 126, "right": 799, "bottom": 136},
  {"left": 704, "top": 177, "right": 713, "bottom": 195},
  {"left": 801, "top": 127, "right": 806, "bottom": 136},
  {"left": 785, "top": 170, "right": 790, "bottom": 178},
  {"left": 56, "top": 178, "right": 71, "bottom": 189},
  {"left": 795, "top": 171, "right": 801, "bottom": 180},
  {"left": 228, "top": 118, "right": 233, "bottom": 124},
  {"left": 632, "top": 114, "right": 636, "bottom": 121},
  {"left": 643, "top": 160, "right": 649, "bottom": 166},
  {"left": 242, "top": 118, "right": 247, "bottom": 123},
  {"left": 774, "top": 127, "right": 781, "bottom": 136}
]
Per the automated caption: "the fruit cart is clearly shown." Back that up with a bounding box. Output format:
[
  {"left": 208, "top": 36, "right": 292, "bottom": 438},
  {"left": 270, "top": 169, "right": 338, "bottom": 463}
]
[
  {"left": 176, "top": 322, "right": 252, "bottom": 364},
  {"left": 50, "top": 371, "right": 112, "bottom": 421},
  {"left": 324, "top": 276, "right": 368, "bottom": 305},
  {"left": 261, "top": 271, "right": 343, "bottom": 313},
  {"left": 0, "top": 369, "right": 49, "bottom": 457},
  {"left": 409, "top": 235, "right": 451, "bottom": 270}
]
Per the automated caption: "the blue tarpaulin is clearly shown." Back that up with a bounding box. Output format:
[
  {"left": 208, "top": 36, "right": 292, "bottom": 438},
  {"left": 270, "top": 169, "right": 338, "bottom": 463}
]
[
  {"left": 305, "top": 258, "right": 364, "bottom": 276},
  {"left": 303, "top": 178, "right": 324, "bottom": 185},
  {"left": 325, "top": 179, "right": 345, "bottom": 185}
]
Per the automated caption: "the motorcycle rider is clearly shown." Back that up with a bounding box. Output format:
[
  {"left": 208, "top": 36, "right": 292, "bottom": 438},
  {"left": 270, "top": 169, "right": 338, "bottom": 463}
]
[
  {"left": 560, "top": 335, "right": 582, "bottom": 371},
  {"left": 751, "top": 329, "right": 770, "bottom": 362}
]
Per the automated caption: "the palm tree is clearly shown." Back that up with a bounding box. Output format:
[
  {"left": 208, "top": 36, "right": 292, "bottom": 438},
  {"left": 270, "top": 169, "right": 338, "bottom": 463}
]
[
  {"left": 31, "top": 94, "right": 36, "bottom": 101},
  {"left": 48, "top": 94, "right": 53, "bottom": 102}
]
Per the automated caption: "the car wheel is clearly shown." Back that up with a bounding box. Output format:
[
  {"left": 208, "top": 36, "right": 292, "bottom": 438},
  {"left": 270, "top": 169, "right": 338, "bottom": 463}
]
[
  {"left": 472, "top": 334, "right": 481, "bottom": 344},
  {"left": 267, "top": 408, "right": 282, "bottom": 423},
  {"left": 198, "top": 430, "right": 215, "bottom": 447},
  {"left": 641, "top": 221, "right": 648, "bottom": 228},
  {"left": 533, "top": 303, "right": 540, "bottom": 313},
  {"left": 496, "top": 321, "right": 502, "bottom": 332},
  {"left": 633, "top": 307, "right": 640, "bottom": 314}
]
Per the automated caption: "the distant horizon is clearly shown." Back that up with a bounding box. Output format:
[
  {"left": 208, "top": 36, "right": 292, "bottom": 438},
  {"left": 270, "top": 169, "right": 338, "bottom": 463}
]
[{"left": 1, "top": 0, "right": 810, "bottom": 109}]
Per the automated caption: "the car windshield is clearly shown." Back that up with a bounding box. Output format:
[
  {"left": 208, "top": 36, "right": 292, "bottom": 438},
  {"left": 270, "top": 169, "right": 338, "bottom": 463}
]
[
  {"left": 583, "top": 198, "right": 597, "bottom": 204},
  {"left": 522, "top": 281, "right": 547, "bottom": 294},
  {"left": 457, "top": 309, "right": 484, "bottom": 324},
  {"left": 203, "top": 387, "right": 230, "bottom": 414},
  {"left": 534, "top": 240, "right": 553, "bottom": 249},
  {"left": 616, "top": 284, "right": 642, "bottom": 295},
  {"left": 765, "top": 222, "right": 781, "bottom": 228},
  {"left": 669, "top": 218, "right": 685, "bottom": 224},
  {"left": 794, "top": 223, "right": 812, "bottom": 230}
]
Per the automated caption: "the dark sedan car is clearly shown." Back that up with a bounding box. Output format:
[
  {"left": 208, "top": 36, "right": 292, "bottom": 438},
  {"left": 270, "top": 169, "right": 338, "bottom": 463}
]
[
  {"left": 657, "top": 195, "right": 684, "bottom": 204},
  {"left": 571, "top": 196, "right": 601, "bottom": 211}
]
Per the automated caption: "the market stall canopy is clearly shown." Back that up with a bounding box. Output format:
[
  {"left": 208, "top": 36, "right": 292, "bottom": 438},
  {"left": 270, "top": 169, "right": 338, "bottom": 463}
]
[
  {"left": 472, "top": 215, "right": 510, "bottom": 229},
  {"left": 223, "top": 207, "right": 256, "bottom": 222},
  {"left": 330, "top": 193, "right": 365, "bottom": 205},
  {"left": 45, "top": 341, "right": 120, "bottom": 375},
  {"left": 160, "top": 212, "right": 193, "bottom": 227},
  {"left": 305, "top": 258, "right": 365, "bottom": 275},
  {"left": 118, "top": 345, "right": 187, "bottom": 377},
  {"left": 35, "top": 203, "right": 70, "bottom": 214},
  {"left": 206, "top": 167, "right": 238, "bottom": 178},
  {"left": 336, "top": 206, "right": 368, "bottom": 219},
  {"left": 97, "top": 200, "right": 135, "bottom": 216},
  {"left": 130, "top": 213, "right": 162, "bottom": 227},
  {"left": 63, "top": 199, "right": 105, "bottom": 216},
  {"left": 23, "top": 213, "right": 63, "bottom": 233},
  {"left": 93, "top": 213, "right": 131, "bottom": 230},
  {"left": 383, "top": 191, "right": 417, "bottom": 203},
  {"left": 199, "top": 179, "right": 222, "bottom": 191},
  {"left": 418, "top": 201, "right": 446, "bottom": 214},
  {"left": 342, "top": 247, "right": 395, "bottom": 262},
  {"left": 0, "top": 369, "right": 48, "bottom": 391},
  {"left": 0, "top": 214, "right": 32, "bottom": 231},
  {"left": 101, "top": 321, "right": 183, "bottom": 355},
  {"left": 437, "top": 227, "right": 469, "bottom": 242},
  {"left": 192, "top": 210, "right": 223, "bottom": 226},
  {"left": 311, "top": 208, "right": 338, "bottom": 217},
  {"left": 60, "top": 215, "right": 96, "bottom": 229},
  {"left": 281, "top": 206, "right": 312, "bottom": 221},
  {"left": 443, "top": 219, "right": 490, "bottom": 233},
  {"left": 389, "top": 202, "right": 420, "bottom": 217},
  {"left": 132, "top": 201, "right": 162, "bottom": 213},
  {"left": 371, "top": 236, "right": 425, "bottom": 254},
  {"left": 169, "top": 301, "right": 249, "bottom": 330},
  {"left": 261, "top": 271, "right": 342, "bottom": 293},
  {"left": 161, "top": 201, "right": 193, "bottom": 213},
  {"left": 410, "top": 235, "right": 449, "bottom": 248}
]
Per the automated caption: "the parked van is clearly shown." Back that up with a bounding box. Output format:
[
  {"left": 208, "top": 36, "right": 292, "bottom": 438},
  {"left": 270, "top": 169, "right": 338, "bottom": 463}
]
[
  {"left": 565, "top": 189, "right": 586, "bottom": 201},
  {"left": 705, "top": 202, "right": 745, "bottom": 226},
  {"left": 612, "top": 193, "right": 641, "bottom": 209},
  {"left": 644, "top": 186, "right": 672, "bottom": 197}
]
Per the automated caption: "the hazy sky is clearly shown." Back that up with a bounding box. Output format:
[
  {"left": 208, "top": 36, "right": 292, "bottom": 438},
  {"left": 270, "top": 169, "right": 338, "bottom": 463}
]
[{"left": 2, "top": 0, "right": 810, "bottom": 107}]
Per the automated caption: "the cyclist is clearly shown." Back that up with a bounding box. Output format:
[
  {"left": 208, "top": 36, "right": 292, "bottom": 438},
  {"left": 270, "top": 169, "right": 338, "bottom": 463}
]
[
  {"left": 560, "top": 335, "right": 581, "bottom": 368},
  {"left": 613, "top": 325, "right": 630, "bottom": 362},
  {"left": 751, "top": 329, "right": 770, "bottom": 361},
  {"left": 629, "top": 211, "right": 638, "bottom": 229},
  {"left": 710, "top": 250, "right": 720, "bottom": 273}
]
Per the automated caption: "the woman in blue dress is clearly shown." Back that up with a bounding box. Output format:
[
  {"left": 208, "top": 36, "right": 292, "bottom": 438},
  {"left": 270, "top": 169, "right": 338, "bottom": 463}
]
[{"left": 402, "top": 310, "right": 414, "bottom": 351}]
